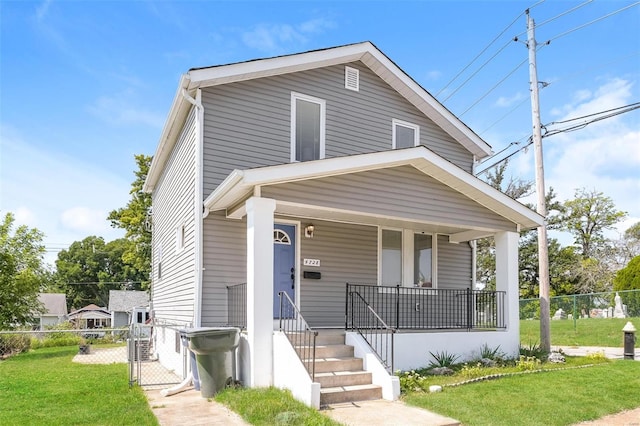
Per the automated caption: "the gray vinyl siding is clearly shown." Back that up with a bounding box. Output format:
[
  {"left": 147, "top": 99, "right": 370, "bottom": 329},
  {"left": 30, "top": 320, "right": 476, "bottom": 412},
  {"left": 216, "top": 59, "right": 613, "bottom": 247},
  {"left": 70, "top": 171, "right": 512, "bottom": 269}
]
[
  {"left": 437, "top": 235, "right": 472, "bottom": 289},
  {"left": 201, "top": 211, "right": 247, "bottom": 326},
  {"left": 262, "top": 166, "right": 516, "bottom": 231},
  {"left": 299, "top": 221, "right": 378, "bottom": 327},
  {"left": 202, "top": 61, "right": 474, "bottom": 197},
  {"left": 151, "top": 107, "right": 197, "bottom": 325}
]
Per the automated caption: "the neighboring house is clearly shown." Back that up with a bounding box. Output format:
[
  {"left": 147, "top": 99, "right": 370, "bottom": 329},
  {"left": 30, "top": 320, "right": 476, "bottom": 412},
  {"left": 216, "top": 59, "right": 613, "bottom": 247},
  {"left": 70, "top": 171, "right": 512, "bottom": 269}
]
[
  {"left": 143, "top": 42, "right": 543, "bottom": 407},
  {"left": 108, "top": 290, "right": 150, "bottom": 327},
  {"left": 36, "top": 293, "right": 67, "bottom": 330},
  {"left": 67, "top": 304, "right": 111, "bottom": 329}
]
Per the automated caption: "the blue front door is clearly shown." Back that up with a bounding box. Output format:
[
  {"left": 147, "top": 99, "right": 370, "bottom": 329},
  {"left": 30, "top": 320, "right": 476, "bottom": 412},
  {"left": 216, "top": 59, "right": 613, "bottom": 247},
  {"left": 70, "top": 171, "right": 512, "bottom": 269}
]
[{"left": 273, "top": 224, "right": 296, "bottom": 317}]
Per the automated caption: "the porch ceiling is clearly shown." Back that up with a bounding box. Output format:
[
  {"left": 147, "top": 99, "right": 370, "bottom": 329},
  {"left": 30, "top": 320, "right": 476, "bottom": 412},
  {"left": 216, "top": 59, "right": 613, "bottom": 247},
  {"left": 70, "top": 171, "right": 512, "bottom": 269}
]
[{"left": 204, "top": 147, "right": 544, "bottom": 238}]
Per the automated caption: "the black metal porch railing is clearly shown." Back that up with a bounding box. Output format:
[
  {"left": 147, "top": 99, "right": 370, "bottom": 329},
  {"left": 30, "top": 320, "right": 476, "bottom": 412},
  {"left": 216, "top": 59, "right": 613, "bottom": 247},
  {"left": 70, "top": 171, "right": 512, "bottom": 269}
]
[
  {"left": 279, "top": 291, "right": 318, "bottom": 381},
  {"left": 347, "top": 289, "right": 395, "bottom": 373},
  {"left": 226, "top": 283, "right": 247, "bottom": 329},
  {"left": 346, "top": 283, "right": 506, "bottom": 331}
]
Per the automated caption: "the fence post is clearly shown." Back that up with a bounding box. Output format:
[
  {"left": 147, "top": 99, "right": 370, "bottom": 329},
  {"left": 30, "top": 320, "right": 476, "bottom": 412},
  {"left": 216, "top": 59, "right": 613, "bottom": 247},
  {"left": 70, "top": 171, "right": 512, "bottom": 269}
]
[{"left": 573, "top": 294, "right": 577, "bottom": 331}]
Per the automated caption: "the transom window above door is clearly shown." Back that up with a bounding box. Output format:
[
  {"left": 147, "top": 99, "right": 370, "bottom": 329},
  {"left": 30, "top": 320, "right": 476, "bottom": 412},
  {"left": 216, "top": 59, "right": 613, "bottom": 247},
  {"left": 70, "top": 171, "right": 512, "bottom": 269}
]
[
  {"left": 392, "top": 119, "right": 420, "bottom": 149},
  {"left": 291, "top": 92, "right": 326, "bottom": 162}
]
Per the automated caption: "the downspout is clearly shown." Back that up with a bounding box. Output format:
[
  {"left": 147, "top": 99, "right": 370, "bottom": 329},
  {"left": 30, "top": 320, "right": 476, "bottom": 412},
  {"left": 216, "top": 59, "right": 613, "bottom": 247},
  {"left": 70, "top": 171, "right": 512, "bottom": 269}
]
[{"left": 182, "top": 87, "right": 204, "bottom": 327}]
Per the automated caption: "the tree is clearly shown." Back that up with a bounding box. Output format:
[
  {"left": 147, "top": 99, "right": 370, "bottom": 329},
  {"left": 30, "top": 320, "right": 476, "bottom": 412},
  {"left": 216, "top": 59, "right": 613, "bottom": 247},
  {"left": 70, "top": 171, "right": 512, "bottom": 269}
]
[
  {"left": 0, "top": 212, "right": 46, "bottom": 328},
  {"left": 108, "top": 154, "right": 152, "bottom": 288},
  {"left": 560, "top": 188, "right": 627, "bottom": 259},
  {"left": 613, "top": 255, "right": 640, "bottom": 316},
  {"left": 55, "top": 236, "right": 147, "bottom": 309}
]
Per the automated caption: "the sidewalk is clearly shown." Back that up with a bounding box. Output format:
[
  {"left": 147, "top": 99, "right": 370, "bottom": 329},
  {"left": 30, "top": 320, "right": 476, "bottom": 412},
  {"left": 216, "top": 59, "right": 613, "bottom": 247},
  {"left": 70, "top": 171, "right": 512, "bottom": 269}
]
[{"left": 554, "top": 345, "right": 640, "bottom": 360}]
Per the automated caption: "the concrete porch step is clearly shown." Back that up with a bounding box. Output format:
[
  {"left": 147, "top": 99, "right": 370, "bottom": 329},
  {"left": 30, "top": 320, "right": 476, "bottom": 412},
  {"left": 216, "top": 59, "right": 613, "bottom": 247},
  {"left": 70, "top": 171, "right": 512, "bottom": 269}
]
[
  {"left": 315, "top": 370, "right": 373, "bottom": 388},
  {"left": 311, "top": 357, "right": 363, "bottom": 373},
  {"left": 314, "top": 332, "right": 345, "bottom": 345},
  {"left": 320, "top": 383, "right": 383, "bottom": 405},
  {"left": 296, "top": 344, "right": 353, "bottom": 358}
]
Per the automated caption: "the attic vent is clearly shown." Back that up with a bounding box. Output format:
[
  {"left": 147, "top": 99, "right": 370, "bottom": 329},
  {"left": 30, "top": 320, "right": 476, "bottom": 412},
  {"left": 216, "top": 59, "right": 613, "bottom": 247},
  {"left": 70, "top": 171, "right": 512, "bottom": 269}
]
[{"left": 345, "top": 66, "right": 359, "bottom": 91}]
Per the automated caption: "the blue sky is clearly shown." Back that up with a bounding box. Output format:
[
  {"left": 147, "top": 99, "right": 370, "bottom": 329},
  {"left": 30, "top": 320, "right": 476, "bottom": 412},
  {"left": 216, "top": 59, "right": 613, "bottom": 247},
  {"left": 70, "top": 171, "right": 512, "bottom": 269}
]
[{"left": 1, "top": 0, "right": 639, "bottom": 265}]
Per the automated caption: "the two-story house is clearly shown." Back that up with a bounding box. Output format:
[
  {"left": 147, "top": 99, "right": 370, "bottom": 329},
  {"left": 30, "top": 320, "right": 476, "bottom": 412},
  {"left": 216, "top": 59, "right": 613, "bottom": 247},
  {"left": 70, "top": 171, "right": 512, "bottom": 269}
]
[{"left": 143, "top": 42, "right": 543, "bottom": 408}]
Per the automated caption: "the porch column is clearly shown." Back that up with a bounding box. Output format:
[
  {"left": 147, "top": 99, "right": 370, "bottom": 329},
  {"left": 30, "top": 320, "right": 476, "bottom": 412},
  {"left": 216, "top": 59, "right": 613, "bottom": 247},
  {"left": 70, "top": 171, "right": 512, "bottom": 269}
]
[
  {"left": 246, "top": 196, "right": 276, "bottom": 387},
  {"left": 495, "top": 231, "right": 519, "bottom": 331}
]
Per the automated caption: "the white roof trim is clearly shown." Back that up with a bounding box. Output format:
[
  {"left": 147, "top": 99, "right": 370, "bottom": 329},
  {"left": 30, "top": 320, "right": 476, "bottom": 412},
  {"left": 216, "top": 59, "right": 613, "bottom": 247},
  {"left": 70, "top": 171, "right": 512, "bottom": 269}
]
[
  {"left": 204, "top": 147, "right": 544, "bottom": 230},
  {"left": 144, "top": 42, "right": 492, "bottom": 192}
]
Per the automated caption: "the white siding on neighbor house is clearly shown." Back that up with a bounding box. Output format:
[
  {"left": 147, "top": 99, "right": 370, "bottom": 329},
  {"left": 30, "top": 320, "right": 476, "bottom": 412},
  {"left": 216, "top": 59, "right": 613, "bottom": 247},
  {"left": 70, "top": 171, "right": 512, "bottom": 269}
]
[
  {"left": 201, "top": 61, "right": 475, "bottom": 197},
  {"left": 262, "top": 166, "right": 517, "bottom": 232},
  {"left": 151, "top": 107, "right": 197, "bottom": 325}
]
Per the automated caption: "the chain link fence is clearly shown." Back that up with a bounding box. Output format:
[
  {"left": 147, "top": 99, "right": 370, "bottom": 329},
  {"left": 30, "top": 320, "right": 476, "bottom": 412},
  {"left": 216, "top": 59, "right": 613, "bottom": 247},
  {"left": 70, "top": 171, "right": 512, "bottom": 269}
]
[
  {"left": 0, "top": 323, "right": 185, "bottom": 391},
  {"left": 520, "top": 289, "right": 640, "bottom": 320}
]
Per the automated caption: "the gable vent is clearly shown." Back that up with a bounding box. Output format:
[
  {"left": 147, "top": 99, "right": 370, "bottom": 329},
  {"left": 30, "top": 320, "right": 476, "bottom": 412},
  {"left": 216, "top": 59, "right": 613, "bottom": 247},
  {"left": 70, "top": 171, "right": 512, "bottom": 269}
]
[{"left": 345, "top": 66, "right": 359, "bottom": 91}]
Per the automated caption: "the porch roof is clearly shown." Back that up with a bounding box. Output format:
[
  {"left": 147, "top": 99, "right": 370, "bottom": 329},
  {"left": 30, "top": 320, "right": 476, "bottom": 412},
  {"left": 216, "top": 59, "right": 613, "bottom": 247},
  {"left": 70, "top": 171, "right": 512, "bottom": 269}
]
[{"left": 204, "top": 146, "right": 544, "bottom": 235}]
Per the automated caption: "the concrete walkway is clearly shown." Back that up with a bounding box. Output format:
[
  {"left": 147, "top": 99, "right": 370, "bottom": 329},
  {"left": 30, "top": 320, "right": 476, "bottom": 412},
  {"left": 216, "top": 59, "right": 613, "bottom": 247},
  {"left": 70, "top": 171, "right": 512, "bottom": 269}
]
[
  {"left": 145, "top": 387, "right": 459, "bottom": 426},
  {"left": 554, "top": 345, "right": 640, "bottom": 360}
]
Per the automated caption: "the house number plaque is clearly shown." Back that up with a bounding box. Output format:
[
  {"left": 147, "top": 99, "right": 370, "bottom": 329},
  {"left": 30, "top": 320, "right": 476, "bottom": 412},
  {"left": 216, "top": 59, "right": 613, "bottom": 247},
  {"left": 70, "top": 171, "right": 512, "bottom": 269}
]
[{"left": 303, "top": 258, "right": 320, "bottom": 267}]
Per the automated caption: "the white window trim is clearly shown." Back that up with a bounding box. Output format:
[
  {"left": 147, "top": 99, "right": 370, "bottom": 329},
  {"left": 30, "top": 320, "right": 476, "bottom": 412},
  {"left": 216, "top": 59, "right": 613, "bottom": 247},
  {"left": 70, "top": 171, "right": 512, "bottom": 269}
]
[
  {"left": 176, "top": 222, "right": 185, "bottom": 252},
  {"left": 377, "top": 227, "right": 437, "bottom": 289},
  {"left": 290, "top": 92, "right": 326, "bottom": 163},
  {"left": 392, "top": 119, "right": 420, "bottom": 149}
]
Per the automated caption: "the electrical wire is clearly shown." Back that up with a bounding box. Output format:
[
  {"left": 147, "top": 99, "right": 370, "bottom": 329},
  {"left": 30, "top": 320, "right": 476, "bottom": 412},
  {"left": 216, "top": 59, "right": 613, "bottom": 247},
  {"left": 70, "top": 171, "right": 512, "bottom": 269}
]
[
  {"left": 460, "top": 57, "right": 528, "bottom": 117},
  {"left": 546, "top": 102, "right": 640, "bottom": 126},
  {"left": 547, "top": 2, "right": 640, "bottom": 43},
  {"left": 476, "top": 102, "right": 640, "bottom": 175},
  {"left": 436, "top": 5, "right": 528, "bottom": 97},
  {"left": 478, "top": 96, "right": 531, "bottom": 136},
  {"left": 536, "top": 0, "right": 593, "bottom": 28}
]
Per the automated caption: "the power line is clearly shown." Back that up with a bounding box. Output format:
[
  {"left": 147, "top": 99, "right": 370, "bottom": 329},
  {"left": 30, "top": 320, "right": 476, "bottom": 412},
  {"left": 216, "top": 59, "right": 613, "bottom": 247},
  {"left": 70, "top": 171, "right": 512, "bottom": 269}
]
[
  {"left": 436, "top": 5, "right": 529, "bottom": 97},
  {"left": 547, "top": 2, "right": 640, "bottom": 43},
  {"left": 536, "top": 0, "right": 593, "bottom": 28},
  {"left": 475, "top": 102, "right": 640, "bottom": 175}
]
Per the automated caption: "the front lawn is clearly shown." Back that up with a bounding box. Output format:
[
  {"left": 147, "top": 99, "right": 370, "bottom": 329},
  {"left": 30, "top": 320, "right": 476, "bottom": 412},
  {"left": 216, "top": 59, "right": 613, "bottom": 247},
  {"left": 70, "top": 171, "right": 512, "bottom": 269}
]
[
  {"left": 0, "top": 346, "right": 157, "bottom": 425},
  {"left": 403, "top": 360, "right": 640, "bottom": 425},
  {"left": 520, "top": 317, "right": 639, "bottom": 346}
]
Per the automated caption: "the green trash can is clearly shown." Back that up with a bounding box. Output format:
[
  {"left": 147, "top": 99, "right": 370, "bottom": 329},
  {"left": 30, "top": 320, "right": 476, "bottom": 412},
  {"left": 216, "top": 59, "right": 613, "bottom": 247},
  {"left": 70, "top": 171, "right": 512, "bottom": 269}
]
[{"left": 184, "top": 327, "right": 240, "bottom": 398}]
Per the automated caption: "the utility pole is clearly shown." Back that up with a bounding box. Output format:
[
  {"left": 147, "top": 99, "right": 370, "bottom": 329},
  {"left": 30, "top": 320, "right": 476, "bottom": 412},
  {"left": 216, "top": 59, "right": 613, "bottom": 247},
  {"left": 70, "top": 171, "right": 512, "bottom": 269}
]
[{"left": 526, "top": 10, "right": 551, "bottom": 352}]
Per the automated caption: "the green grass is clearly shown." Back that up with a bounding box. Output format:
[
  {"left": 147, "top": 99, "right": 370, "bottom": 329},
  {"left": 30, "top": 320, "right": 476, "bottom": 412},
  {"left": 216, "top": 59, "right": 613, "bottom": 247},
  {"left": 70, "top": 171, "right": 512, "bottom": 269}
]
[
  {"left": 0, "top": 346, "right": 157, "bottom": 425},
  {"left": 215, "top": 387, "right": 341, "bottom": 426},
  {"left": 520, "top": 317, "right": 639, "bottom": 346},
  {"left": 403, "top": 360, "right": 640, "bottom": 426}
]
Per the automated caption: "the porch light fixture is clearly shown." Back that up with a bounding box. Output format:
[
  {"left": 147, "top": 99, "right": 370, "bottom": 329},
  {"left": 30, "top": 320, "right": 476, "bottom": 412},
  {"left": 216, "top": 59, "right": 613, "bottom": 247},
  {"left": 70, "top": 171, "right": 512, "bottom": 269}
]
[{"left": 305, "top": 224, "right": 315, "bottom": 238}]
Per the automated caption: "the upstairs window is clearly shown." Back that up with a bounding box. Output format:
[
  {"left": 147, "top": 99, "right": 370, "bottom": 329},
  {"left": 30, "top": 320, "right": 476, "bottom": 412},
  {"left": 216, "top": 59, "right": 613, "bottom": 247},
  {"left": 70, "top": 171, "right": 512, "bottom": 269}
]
[
  {"left": 291, "top": 92, "right": 325, "bottom": 162},
  {"left": 392, "top": 119, "right": 420, "bottom": 149}
]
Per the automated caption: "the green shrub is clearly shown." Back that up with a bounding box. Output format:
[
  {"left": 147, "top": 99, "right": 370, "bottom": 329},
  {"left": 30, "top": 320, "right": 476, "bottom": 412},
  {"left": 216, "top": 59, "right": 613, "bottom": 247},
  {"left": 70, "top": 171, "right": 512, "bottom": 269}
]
[
  {"left": 397, "top": 370, "right": 430, "bottom": 393},
  {"left": 0, "top": 333, "right": 31, "bottom": 357},
  {"left": 459, "top": 362, "right": 486, "bottom": 379},
  {"left": 31, "top": 335, "right": 82, "bottom": 349},
  {"left": 515, "top": 355, "right": 541, "bottom": 371},
  {"left": 520, "top": 341, "right": 548, "bottom": 360},
  {"left": 428, "top": 351, "right": 460, "bottom": 368}
]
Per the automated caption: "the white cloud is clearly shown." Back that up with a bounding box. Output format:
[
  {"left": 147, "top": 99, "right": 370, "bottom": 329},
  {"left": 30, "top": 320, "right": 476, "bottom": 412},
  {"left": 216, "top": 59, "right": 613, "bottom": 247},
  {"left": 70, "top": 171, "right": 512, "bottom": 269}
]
[
  {"left": 0, "top": 125, "right": 127, "bottom": 265},
  {"left": 88, "top": 90, "right": 164, "bottom": 128},
  {"left": 241, "top": 17, "right": 336, "bottom": 54},
  {"left": 425, "top": 70, "right": 442, "bottom": 81},
  {"left": 60, "top": 207, "right": 112, "bottom": 235},
  {"left": 13, "top": 207, "right": 37, "bottom": 228},
  {"left": 35, "top": 0, "right": 52, "bottom": 22},
  {"left": 541, "top": 78, "right": 640, "bottom": 236},
  {"left": 495, "top": 92, "right": 525, "bottom": 108}
]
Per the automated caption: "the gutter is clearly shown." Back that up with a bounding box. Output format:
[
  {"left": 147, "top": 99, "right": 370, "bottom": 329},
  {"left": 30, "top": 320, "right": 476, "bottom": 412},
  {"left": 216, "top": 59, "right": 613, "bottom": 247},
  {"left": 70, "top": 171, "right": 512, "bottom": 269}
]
[{"left": 181, "top": 87, "right": 204, "bottom": 328}]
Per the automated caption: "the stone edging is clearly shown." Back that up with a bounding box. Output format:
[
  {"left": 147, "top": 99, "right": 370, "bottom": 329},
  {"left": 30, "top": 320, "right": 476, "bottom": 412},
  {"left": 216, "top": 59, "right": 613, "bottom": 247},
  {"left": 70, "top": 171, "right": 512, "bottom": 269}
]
[{"left": 443, "top": 363, "right": 598, "bottom": 388}]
